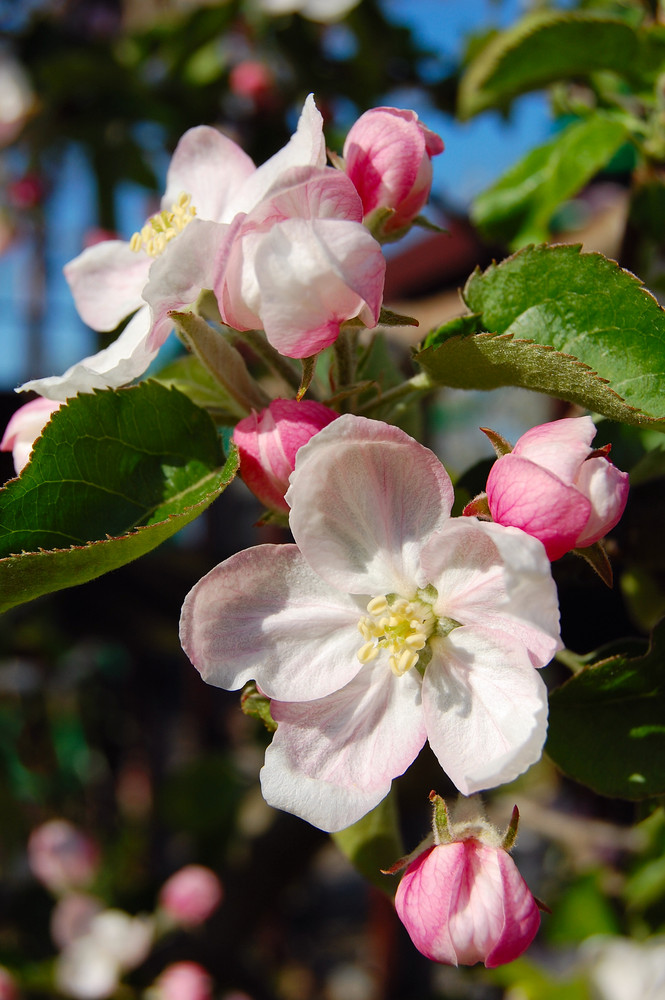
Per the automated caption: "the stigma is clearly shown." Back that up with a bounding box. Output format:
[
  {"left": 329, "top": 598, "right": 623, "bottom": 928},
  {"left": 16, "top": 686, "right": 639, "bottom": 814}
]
[
  {"left": 129, "top": 192, "right": 197, "bottom": 257},
  {"left": 357, "top": 594, "right": 437, "bottom": 677}
]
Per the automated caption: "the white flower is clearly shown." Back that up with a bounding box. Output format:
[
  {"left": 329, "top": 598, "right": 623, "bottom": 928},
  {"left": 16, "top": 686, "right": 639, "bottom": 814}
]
[
  {"left": 56, "top": 909, "right": 153, "bottom": 1000},
  {"left": 180, "top": 415, "right": 561, "bottom": 832}
]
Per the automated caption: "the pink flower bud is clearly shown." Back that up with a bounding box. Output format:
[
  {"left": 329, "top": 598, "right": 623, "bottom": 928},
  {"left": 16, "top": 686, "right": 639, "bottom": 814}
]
[
  {"left": 343, "top": 107, "right": 444, "bottom": 236},
  {"left": 153, "top": 962, "right": 213, "bottom": 1000},
  {"left": 395, "top": 838, "right": 540, "bottom": 967},
  {"left": 233, "top": 399, "right": 338, "bottom": 513},
  {"left": 0, "top": 966, "right": 18, "bottom": 1000},
  {"left": 481, "top": 417, "right": 629, "bottom": 561},
  {"left": 158, "top": 865, "right": 223, "bottom": 927},
  {"left": 28, "top": 820, "right": 100, "bottom": 894},
  {"left": 1, "top": 397, "right": 61, "bottom": 475}
]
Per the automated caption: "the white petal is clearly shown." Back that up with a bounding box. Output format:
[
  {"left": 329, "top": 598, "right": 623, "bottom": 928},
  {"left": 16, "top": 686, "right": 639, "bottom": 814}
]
[
  {"left": 142, "top": 218, "right": 239, "bottom": 348},
  {"left": 18, "top": 308, "right": 157, "bottom": 401},
  {"left": 287, "top": 414, "right": 454, "bottom": 596},
  {"left": 162, "top": 125, "right": 255, "bottom": 222},
  {"left": 423, "top": 626, "right": 549, "bottom": 794},
  {"left": 64, "top": 241, "right": 151, "bottom": 332},
  {"left": 179, "top": 544, "right": 365, "bottom": 702},
  {"left": 227, "top": 94, "right": 326, "bottom": 215},
  {"left": 423, "top": 518, "right": 561, "bottom": 667},
  {"left": 261, "top": 661, "right": 426, "bottom": 831}
]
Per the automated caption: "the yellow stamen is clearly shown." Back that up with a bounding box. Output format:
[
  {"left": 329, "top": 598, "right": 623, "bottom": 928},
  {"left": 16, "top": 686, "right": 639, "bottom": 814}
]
[
  {"left": 130, "top": 192, "right": 197, "bottom": 257},
  {"left": 356, "top": 593, "right": 436, "bottom": 676}
]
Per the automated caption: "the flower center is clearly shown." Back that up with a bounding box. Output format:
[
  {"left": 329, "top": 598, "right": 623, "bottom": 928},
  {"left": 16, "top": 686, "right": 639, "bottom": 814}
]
[
  {"left": 129, "top": 192, "right": 197, "bottom": 257},
  {"left": 357, "top": 594, "right": 437, "bottom": 677}
]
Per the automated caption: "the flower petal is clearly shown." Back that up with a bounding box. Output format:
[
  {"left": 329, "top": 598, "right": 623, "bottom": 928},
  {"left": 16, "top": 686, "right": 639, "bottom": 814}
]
[
  {"left": 423, "top": 625, "right": 549, "bottom": 794},
  {"left": 485, "top": 850, "right": 541, "bottom": 967},
  {"left": 228, "top": 216, "right": 385, "bottom": 358},
  {"left": 228, "top": 94, "right": 326, "bottom": 215},
  {"left": 423, "top": 518, "right": 561, "bottom": 666},
  {"left": 486, "top": 454, "right": 591, "bottom": 560},
  {"left": 261, "top": 660, "right": 426, "bottom": 831},
  {"left": 18, "top": 307, "right": 158, "bottom": 401},
  {"left": 142, "top": 218, "right": 239, "bottom": 349},
  {"left": 179, "top": 544, "right": 365, "bottom": 702},
  {"left": 512, "top": 416, "right": 594, "bottom": 484},
  {"left": 287, "top": 414, "right": 455, "bottom": 596},
  {"left": 162, "top": 125, "right": 255, "bottom": 222},
  {"left": 64, "top": 241, "right": 152, "bottom": 332},
  {"left": 574, "top": 455, "right": 629, "bottom": 548}
]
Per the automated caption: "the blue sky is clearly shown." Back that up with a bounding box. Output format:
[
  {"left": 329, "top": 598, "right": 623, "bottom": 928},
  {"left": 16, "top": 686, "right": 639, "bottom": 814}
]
[{"left": 0, "top": 0, "right": 553, "bottom": 391}]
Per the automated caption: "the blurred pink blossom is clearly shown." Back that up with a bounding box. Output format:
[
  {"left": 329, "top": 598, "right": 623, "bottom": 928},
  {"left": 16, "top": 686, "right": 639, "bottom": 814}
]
[
  {"left": 480, "top": 417, "right": 629, "bottom": 560},
  {"left": 51, "top": 894, "right": 103, "bottom": 950},
  {"left": 229, "top": 61, "right": 275, "bottom": 104},
  {"left": 158, "top": 865, "right": 223, "bottom": 927},
  {"left": 28, "top": 820, "right": 100, "bottom": 894},
  {"left": 55, "top": 909, "right": 153, "bottom": 1000},
  {"left": 343, "top": 107, "right": 444, "bottom": 238},
  {"left": 152, "top": 962, "right": 213, "bottom": 1000},
  {"left": 1, "top": 397, "right": 61, "bottom": 475},
  {"left": 0, "top": 966, "right": 18, "bottom": 1000},
  {"left": 233, "top": 398, "right": 338, "bottom": 512}
]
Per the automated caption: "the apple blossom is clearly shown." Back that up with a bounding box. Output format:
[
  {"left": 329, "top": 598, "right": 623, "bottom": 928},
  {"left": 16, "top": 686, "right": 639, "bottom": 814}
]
[
  {"left": 478, "top": 417, "right": 629, "bottom": 561},
  {"left": 150, "top": 962, "right": 213, "bottom": 1000},
  {"left": 1, "top": 396, "right": 61, "bottom": 474},
  {"left": 233, "top": 398, "right": 338, "bottom": 512},
  {"left": 581, "top": 935, "right": 665, "bottom": 1000},
  {"left": 19, "top": 94, "right": 327, "bottom": 400},
  {"left": 28, "top": 820, "right": 100, "bottom": 894},
  {"left": 213, "top": 165, "right": 385, "bottom": 358},
  {"left": 55, "top": 909, "right": 153, "bottom": 1000},
  {"left": 180, "top": 415, "right": 561, "bottom": 832},
  {"left": 0, "top": 967, "right": 18, "bottom": 1000},
  {"left": 158, "top": 865, "right": 223, "bottom": 927},
  {"left": 394, "top": 795, "right": 540, "bottom": 967},
  {"left": 343, "top": 107, "right": 444, "bottom": 238}
]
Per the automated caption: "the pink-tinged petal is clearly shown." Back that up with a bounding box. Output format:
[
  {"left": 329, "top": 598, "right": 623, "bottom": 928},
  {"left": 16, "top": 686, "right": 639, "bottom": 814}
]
[
  {"left": 227, "top": 94, "right": 326, "bottom": 215},
  {"left": 64, "top": 241, "right": 152, "bottom": 332},
  {"left": 486, "top": 454, "right": 591, "bottom": 561},
  {"left": 142, "top": 218, "right": 240, "bottom": 349},
  {"left": 287, "top": 414, "right": 455, "bottom": 596},
  {"left": 485, "top": 851, "right": 542, "bottom": 967},
  {"left": 179, "top": 544, "right": 364, "bottom": 702},
  {"left": 512, "top": 416, "right": 595, "bottom": 484},
  {"left": 245, "top": 217, "right": 385, "bottom": 358},
  {"left": 395, "top": 841, "right": 539, "bottom": 967},
  {"left": 574, "top": 455, "right": 630, "bottom": 548},
  {"left": 261, "top": 660, "right": 426, "bottom": 831},
  {"left": 18, "top": 307, "right": 158, "bottom": 401},
  {"left": 423, "top": 519, "right": 561, "bottom": 667},
  {"left": 1, "top": 396, "right": 61, "bottom": 474},
  {"left": 246, "top": 165, "right": 364, "bottom": 228},
  {"left": 344, "top": 108, "right": 426, "bottom": 214},
  {"left": 423, "top": 626, "right": 549, "bottom": 794},
  {"left": 162, "top": 125, "right": 256, "bottom": 222}
]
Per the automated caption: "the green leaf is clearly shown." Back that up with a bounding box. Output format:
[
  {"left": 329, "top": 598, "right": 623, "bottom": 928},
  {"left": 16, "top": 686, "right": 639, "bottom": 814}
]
[
  {"left": 332, "top": 791, "right": 403, "bottom": 894},
  {"left": 472, "top": 115, "right": 631, "bottom": 249},
  {"left": 459, "top": 12, "right": 643, "bottom": 118},
  {"left": 547, "top": 620, "right": 665, "bottom": 799},
  {"left": 0, "top": 382, "right": 238, "bottom": 613},
  {"left": 416, "top": 245, "right": 665, "bottom": 427}
]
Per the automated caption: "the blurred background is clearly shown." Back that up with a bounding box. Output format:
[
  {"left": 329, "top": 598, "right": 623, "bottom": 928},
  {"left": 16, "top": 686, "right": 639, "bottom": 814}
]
[{"left": 1, "top": 1, "right": 663, "bottom": 998}]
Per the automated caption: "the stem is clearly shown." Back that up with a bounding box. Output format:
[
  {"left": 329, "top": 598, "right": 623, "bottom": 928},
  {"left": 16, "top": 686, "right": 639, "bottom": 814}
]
[
  {"left": 357, "top": 372, "right": 434, "bottom": 416},
  {"left": 234, "top": 328, "right": 303, "bottom": 396}
]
